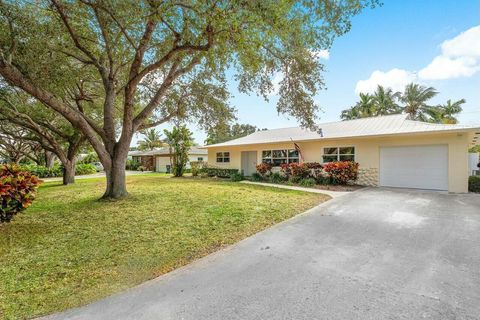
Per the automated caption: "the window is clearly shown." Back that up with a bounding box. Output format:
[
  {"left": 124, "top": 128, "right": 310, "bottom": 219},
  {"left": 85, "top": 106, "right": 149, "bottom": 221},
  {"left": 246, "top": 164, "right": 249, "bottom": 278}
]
[
  {"left": 262, "top": 149, "right": 299, "bottom": 166},
  {"left": 216, "top": 152, "right": 230, "bottom": 163},
  {"left": 197, "top": 157, "right": 204, "bottom": 161},
  {"left": 322, "top": 147, "right": 355, "bottom": 163}
]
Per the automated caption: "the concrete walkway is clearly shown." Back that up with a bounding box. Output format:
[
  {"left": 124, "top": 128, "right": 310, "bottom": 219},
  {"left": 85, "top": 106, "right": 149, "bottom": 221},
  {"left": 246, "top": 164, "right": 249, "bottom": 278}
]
[
  {"left": 240, "top": 180, "right": 350, "bottom": 198},
  {"left": 43, "top": 188, "right": 480, "bottom": 320}
]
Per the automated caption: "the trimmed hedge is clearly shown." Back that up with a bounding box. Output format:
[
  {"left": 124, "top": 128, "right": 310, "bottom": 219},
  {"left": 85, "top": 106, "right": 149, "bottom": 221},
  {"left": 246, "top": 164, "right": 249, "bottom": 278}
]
[
  {"left": 75, "top": 164, "right": 97, "bottom": 175},
  {"left": 19, "top": 164, "right": 97, "bottom": 178},
  {"left": 20, "top": 165, "right": 62, "bottom": 178},
  {"left": 1, "top": 165, "right": 42, "bottom": 223},
  {"left": 200, "top": 166, "right": 239, "bottom": 178},
  {"left": 469, "top": 176, "right": 480, "bottom": 193}
]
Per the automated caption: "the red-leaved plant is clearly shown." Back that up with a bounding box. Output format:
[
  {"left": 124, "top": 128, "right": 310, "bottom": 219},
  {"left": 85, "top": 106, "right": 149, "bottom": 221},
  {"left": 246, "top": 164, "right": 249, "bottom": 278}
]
[
  {"left": 0, "top": 164, "right": 42, "bottom": 223},
  {"left": 256, "top": 163, "right": 272, "bottom": 177},
  {"left": 322, "top": 161, "right": 359, "bottom": 185}
]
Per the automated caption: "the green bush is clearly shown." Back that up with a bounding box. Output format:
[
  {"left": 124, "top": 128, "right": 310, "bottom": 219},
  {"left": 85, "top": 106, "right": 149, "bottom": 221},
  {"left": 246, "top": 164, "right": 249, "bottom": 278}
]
[
  {"left": 1, "top": 165, "right": 42, "bottom": 223},
  {"left": 126, "top": 159, "right": 140, "bottom": 170},
  {"left": 200, "top": 166, "right": 239, "bottom": 178},
  {"left": 230, "top": 172, "right": 244, "bottom": 182},
  {"left": 469, "top": 176, "right": 480, "bottom": 193},
  {"left": 288, "top": 175, "right": 302, "bottom": 184},
  {"left": 75, "top": 164, "right": 97, "bottom": 175},
  {"left": 190, "top": 161, "right": 204, "bottom": 177},
  {"left": 250, "top": 172, "right": 263, "bottom": 182},
  {"left": 269, "top": 172, "right": 286, "bottom": 184},
  {"left": 299, "top": 178, "right": 316, "bottom": 187},
  {"left": 20, "top": 164, "right": 62, "bottom": 178},
  {"left": 79, "top": 152, "right": 99, "bottom": 164}
]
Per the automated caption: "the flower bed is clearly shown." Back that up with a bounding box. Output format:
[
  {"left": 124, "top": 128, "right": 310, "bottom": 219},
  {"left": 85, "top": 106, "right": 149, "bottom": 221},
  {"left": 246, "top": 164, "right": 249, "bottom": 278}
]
[{"left": 251, "top": 161, "right": 359, "bottom": 188}]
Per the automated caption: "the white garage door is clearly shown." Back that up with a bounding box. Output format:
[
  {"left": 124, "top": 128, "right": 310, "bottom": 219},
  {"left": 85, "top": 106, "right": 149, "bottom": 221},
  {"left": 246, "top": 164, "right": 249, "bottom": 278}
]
[{"left": 380, "top": 145, "right": 448, "bottom": 190}]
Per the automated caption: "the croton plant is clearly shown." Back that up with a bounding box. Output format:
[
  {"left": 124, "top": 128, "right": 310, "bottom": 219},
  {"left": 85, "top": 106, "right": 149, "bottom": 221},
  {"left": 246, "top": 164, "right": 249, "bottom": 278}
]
[{"left": 0, "top": 164, "right": 42, "bottom": 223}]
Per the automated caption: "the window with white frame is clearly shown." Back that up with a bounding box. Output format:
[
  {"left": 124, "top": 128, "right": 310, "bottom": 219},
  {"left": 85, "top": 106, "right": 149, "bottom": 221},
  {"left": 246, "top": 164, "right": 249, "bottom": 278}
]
[
  {"left": 216, "top": 152, "right": 230, "bottom": 163},
  {"left": 262, "top": 149, "right": 299, "bottom": 166},
  {"left": 322, "top": 147, "right": 355, "bottom": 163}
]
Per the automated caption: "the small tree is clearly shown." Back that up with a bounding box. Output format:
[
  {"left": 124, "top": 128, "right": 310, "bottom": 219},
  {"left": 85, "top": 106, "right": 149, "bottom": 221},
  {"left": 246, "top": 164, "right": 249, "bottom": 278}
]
[{"left": 163, "top": 126, "right": 193, "bottom": 177}]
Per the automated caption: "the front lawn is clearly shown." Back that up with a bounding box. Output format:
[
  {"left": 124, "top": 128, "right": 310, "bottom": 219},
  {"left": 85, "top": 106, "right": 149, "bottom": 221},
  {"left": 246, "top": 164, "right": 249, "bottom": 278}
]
[{"left": 0, "top": 175, "right": 329, "bottom": 319}]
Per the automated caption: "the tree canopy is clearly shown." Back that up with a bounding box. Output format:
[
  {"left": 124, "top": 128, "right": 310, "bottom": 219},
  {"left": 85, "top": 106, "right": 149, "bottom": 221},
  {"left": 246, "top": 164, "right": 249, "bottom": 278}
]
[
  {"left": 205, "top": 122, "right": 265, "bottom": 145},
  {"left": 0, "top": 0, "right": 377, "bottom": 198}
]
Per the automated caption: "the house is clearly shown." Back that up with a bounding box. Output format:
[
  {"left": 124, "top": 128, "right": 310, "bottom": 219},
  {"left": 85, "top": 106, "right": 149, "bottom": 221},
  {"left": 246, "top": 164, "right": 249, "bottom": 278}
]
[
  {"left": 129, "top": 147, "right": 208, "bottom": 172},
  {"left": 203, "top": 114, "right": 480, "bottom": 193}
]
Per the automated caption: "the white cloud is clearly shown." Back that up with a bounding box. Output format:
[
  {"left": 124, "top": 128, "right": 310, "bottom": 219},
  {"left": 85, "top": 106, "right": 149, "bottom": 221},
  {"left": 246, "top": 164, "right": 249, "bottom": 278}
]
[
  {"left": 441, "top": 25, "right": 480, "bottom": 58},
  {"left": 418, "top": 56, "right": 480, "bottom": 80},
  {"left": 418, "top": 25, "right": 480, "bottom": 80},
  {"left": 355, "top": 25, "right": 480, "bottom": 94},
  {"left": 355, "top": 68, "right": 417, "bottom": 95}
]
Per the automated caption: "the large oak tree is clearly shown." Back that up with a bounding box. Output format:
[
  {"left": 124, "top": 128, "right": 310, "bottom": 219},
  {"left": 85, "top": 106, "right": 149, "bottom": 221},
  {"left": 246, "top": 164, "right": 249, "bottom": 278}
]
[
  {"left": 0, "top": 0, "right": 376, "bottom": 198},
  {"left": 0, "top": 89, "right": 86, "bottom": 184}
]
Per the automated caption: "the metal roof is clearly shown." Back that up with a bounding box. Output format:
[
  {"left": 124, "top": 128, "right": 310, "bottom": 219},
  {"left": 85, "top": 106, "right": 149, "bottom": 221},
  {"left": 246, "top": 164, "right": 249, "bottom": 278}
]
[
  {"left": 129, "top": 147, "right": 208, "bottom": 156},
  {"left": 204, "top": 114, "right": 480, "bottom": 148}
]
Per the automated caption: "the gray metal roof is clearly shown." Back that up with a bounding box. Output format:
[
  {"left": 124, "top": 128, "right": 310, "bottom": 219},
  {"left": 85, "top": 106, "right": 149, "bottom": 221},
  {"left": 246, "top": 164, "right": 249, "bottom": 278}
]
[
  {"left": 204, "top": 114, "right": 480, "bottom": 148},
  {"left": 129, "top": 147, "right": 208, "bottom": 156}
]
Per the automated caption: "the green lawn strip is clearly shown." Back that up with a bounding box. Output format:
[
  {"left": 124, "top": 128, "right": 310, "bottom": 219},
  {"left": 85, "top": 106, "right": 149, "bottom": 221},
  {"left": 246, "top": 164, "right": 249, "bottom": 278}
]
[{"left": 0, "top": 175, "right": 329, "bottom": 319}]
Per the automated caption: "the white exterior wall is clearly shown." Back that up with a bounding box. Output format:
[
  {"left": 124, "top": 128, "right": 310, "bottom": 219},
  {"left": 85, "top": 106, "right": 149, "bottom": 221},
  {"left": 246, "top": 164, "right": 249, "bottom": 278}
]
[{"left": 155, "top": 154, "right": 208, "bottom": 172}]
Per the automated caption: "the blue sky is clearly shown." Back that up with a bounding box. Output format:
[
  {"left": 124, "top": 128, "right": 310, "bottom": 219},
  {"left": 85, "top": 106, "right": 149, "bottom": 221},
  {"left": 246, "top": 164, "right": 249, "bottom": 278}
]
[{"left": 138, "top": 0, "right": 480, "bottom": 145}]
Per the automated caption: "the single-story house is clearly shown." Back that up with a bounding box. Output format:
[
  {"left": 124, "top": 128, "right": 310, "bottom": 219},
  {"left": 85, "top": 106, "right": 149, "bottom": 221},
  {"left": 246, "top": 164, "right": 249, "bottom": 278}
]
[
  {"left": 129, "top": 147, "right": 208, "bottom": 172},
  {"left": 203, "top": 114, "right": 480, "bottom": 193}
]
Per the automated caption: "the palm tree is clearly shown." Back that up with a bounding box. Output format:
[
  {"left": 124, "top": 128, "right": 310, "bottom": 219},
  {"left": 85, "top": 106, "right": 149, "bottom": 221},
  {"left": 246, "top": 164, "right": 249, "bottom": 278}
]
[
  {"left": 400, "top": 83, "right": 438, "bottom": 121},
  {"left": 138, "top": 129, "right": 164, "bottom": 150},
  {"left": 373, "top": 85, "right": 401, "bottom": 115},
  {"left": 438, "top": 99, "right": 465, "bottom": 124},
  {"left": 340, "top": 106, "right": 361, "bottom": 120}
]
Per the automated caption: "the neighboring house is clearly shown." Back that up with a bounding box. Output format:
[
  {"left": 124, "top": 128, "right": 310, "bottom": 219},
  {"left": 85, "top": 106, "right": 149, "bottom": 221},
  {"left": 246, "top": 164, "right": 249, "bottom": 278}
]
[
  {"left": 203, "top": 114, "right": 480, "bottom": 193},
  {"left": 129, "top": 147, "right": 208, "bottom": 172}
]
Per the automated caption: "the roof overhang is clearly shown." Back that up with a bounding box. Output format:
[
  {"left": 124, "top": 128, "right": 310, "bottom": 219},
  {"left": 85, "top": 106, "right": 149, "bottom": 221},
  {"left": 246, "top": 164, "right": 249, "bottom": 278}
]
[{"left": 202, "top": 127, "right": 480, "bottom": 149}]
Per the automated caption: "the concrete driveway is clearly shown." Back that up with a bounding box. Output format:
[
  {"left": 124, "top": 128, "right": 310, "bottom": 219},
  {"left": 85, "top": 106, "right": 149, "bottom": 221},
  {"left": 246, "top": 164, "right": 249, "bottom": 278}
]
[{"left": 45, "top": 188, "right": 480, "bottom": 320}]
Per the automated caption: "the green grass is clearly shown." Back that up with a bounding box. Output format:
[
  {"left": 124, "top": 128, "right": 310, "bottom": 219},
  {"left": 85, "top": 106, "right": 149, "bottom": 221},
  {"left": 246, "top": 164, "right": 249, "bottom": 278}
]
[{"left": 0, "top": 174, "right": 329, "bottom": 319}]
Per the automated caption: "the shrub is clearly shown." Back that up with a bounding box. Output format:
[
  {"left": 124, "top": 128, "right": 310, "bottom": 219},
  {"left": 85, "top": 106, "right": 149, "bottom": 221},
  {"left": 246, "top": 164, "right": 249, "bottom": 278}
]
[
  {"left": 469, "top": 176, "right": 480, "bottom": 193},
  {"left": 190, "top": 161, "right": 204, "bottom": 177},
  {"left": 0, "top": 165, "right": 42, "bottom": 223},
  {"left": 200, "top": 166, "right": 239, "bottom": 178},
  {"left": 126, "top": 159, "right": 140, "bottom": 171},
  {"left": 323, "top": 161, "right": 359, "bottom": 185},
  {"left": 280, "top": 163, "right": 310, "bottom": 179},
  {"left": 299, "top": 178, "right": 316, "bottom": 187},
  {"left": 20, "top": 164, "right": 62, "bottom": 178},
  {"left": 256, "top": 163, "right": 272, "bottom": 177},
  {"left": 79, "top": 152, "right": 99, "bottom": 164},
  {"left": 250, "top": 172, "right": 263, "bottom": 182},
  {"left": 74, "top": 164, "right": 97, "bottom": 175},
  {"left": 288, "top": 175, "right": 302, "bottom": 184},
  {"left": 138, "top": 166, "right": 147, "bottom": 172},
  {"left": 269, "top": 172, "right": 285, "bottom": 184},
  {"left": 230, "top": 172, "right": 244, "bottom": 182}
]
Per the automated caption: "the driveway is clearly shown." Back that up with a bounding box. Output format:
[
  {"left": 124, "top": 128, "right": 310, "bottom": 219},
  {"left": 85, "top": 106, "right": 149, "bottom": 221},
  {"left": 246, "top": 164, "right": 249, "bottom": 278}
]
[{"left": 44, "top": 188, "right": 480, "bottom": 320}]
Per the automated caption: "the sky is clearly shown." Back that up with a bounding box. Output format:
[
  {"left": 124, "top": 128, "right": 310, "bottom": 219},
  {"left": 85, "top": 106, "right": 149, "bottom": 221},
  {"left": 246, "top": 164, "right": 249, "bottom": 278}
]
[{"left": 136, "top": 0, "right": 480, "bottom": 146}]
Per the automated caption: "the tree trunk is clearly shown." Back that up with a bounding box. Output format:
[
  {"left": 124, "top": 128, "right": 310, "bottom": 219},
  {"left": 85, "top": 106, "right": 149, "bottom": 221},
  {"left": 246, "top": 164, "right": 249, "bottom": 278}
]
[
  {"left": 102, "top": 149, "right": 129, "bottom": 199},
  {"left": 45, "top": 151, "right": 55, "bottom": 168},
  {"left": 62, "top": 160, "right": 75, "bottom": 185}
]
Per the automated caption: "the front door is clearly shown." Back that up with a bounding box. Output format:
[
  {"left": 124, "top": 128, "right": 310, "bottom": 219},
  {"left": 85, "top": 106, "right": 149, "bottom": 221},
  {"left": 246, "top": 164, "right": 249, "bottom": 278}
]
[{"left": 241, "top": 151, "right": 258, "bottom": 176}]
